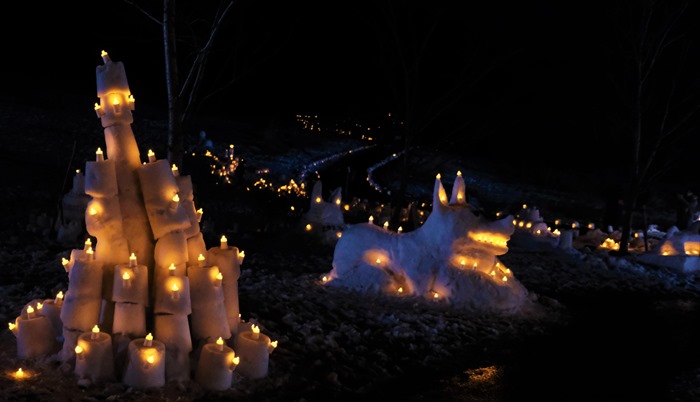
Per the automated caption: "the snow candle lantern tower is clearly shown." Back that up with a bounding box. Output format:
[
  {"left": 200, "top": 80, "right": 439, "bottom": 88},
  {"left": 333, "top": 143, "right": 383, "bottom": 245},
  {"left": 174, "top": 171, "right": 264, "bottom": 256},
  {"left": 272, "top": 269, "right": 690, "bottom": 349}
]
[{"left": 326, "top": 171, "right": 531, "bottom": 313}]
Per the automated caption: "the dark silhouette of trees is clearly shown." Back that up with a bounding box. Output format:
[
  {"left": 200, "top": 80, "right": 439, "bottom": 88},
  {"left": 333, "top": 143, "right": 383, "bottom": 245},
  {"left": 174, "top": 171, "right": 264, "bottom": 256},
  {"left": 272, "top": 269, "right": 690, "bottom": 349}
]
[{"left": 606, "top": 0, "right": 700, "bottom": 254}]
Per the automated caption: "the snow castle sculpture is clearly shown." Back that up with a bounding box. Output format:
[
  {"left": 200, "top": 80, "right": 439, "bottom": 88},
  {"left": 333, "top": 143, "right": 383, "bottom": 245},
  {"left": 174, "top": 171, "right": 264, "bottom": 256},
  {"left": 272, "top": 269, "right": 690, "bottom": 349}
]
[
  {"left": 325, "top": 171, "right": 531, "bottom": 313},
  {"left": 9, "top": 51, "right": 276, "bottom": 389}
]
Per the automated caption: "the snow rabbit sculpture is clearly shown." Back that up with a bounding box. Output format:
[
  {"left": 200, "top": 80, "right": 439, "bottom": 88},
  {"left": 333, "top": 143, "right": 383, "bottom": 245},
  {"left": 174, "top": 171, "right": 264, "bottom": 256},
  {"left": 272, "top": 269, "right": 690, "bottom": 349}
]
[{"left": 325, "top": 171, "right": 530, "bottom": 313}]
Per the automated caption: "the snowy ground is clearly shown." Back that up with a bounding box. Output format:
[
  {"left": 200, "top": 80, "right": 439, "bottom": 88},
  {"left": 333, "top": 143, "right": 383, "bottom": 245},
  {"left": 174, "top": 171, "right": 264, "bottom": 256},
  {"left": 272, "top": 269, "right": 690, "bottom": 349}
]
[{"left": 2, "top": 93, "right": 700, "bottom": 401}]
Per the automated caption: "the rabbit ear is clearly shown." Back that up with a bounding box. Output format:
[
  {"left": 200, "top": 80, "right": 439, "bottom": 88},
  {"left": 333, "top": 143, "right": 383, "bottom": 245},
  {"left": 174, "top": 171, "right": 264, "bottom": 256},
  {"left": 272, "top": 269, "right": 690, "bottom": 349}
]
[
  {"left": 433, "top": 174, "right": 448, "bottom": 213},
  {"left": 311, "top": 181, "right": 323, "bottom": 202},
  {"left": 450, "top": 171, "right": 466, "bottom": 205}
]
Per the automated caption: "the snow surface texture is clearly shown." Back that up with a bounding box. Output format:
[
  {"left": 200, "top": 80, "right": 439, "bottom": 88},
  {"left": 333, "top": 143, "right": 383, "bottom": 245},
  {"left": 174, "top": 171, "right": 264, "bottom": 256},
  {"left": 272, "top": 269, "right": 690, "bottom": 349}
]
[{"left": 326, "top": 171, "right": 534, "bottom": 314}]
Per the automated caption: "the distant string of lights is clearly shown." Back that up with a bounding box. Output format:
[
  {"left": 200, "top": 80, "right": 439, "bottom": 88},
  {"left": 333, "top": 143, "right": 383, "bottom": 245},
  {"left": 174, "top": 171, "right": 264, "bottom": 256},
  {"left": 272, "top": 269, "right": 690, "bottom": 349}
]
[{"left": 366, "top": 151, "right": 404, "bottom": 195}]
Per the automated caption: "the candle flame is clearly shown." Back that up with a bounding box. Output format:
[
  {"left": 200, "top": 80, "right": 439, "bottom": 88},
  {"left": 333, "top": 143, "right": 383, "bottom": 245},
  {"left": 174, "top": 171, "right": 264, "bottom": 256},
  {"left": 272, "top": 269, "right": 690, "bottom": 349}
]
[
  {"left": 457, "top": 170, "right": 462, "bottom": 176},
  {"left": 322, "top": 276, "right": 328, "bottom": 282},
  {"left": 146, "top": 333, "right": 153, "bottom": 341},
  {"left": 74, "top": 345, "right": 83, "bottom": 354},
  {"left": 89, "top": 207, "right": 97, "bottom": 216},
  {"left": 216, "top": 337, "right": 224, "bottom": 346},
  {"left": 433, "top": 292, "right": 439, "bottom": 299},
  {"left": 171, "top": 164, "right": 179, "bottom": 173},
  {"left": 369, "top": 216, "right": 374, "bottom": 223},
  {"left": 315, "top": 196, "right": 321, "bottom": 203},
  {"left": 169, "top": 263, "right": 176, "bottom": 273},
  {"left": 61, "top": 258, "right": 69, "bottom": 266},
  {"left": 220, "top": 235, "right": 227, "bottom": 244},
  {"left": 398, "top": 287, "right": 403, "bottom": 293},
  {"left": 92, "top": 325, "right": 100, "bottom": 334},
  {"left": 172, "top": 283, "right": 179, "bottom": 291},
  {"left": 36, "top": 302, "right": 42, "bottom": 310},
  {"left": 26, "top": 306, "right": 34, "bottom": 315},
  {"left": 436, "top": 173, "right": 441, "bottom": 179},
  {"left": 101, "top": 50, "right": 108, "bottom": 57},
  {"left": 197, "top": 208, "right": 203, "bottom": 214},
  {"left": 96, "top": 147, "right": 103, "bottom": 155},
  {"left": 232, "top": 356, "right": 240, "bottom": 365},
  {"left": 111, "top": 97, "right": 119, "bottom": 105},
  {"left": 172, "top": 194, "right": 180, "bottom": 202},
  {"left": 15, "top": 368, "right": 24, "bottom": 378},
  {"left": 122, "top": 272, "right": 130, "bottom": 280},
  {"left": 198, "top": 254, "right": 205, "bottom": 262},
  {"left": 270, "top": 340, "right": 278, "bottom": 348},
  {"left": 252, "top": 324, "right": 260, "bottom": 334},
  {"left": 8, "top": 322, "right": 16, "bottom": 330},
  {"left": 147, "top": 149, "right": 154, "bottom": 157},
  {"left": 56, "top": 290, "right": 64, "bottom": 300},
  {"left": 94, "top": 102, "right": 100, "bottom": 111},
  {"left": 216, "top": 272, "right": 223, "bottom": 280},
  {"left": 305, "top": 223, "right": 312, "bottom": 231},
  {"left": 147, "top": 355, "right": 154, "bottom": 364}
]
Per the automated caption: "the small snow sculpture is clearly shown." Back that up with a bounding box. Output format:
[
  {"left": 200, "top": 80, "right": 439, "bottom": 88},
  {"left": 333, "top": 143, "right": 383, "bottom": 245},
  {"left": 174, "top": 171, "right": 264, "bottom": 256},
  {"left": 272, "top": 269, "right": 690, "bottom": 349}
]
[
  {"left": 325, "top": 171, "right": 531, "bottom": 313},
  {"left": 300, "top": 180, "right": 345, "bottom": 245},
  {"left": 509, "top": 204, "right": 559, "bottom": 250}
]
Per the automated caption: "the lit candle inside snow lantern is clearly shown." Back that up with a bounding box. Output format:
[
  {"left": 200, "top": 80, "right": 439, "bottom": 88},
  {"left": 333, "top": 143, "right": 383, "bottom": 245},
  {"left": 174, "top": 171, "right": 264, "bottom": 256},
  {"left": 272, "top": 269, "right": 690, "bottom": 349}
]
[
  {"left": 26, "top": 305, "right": 35, "bottom": 319},
  {"left": 398, "top": 226, "right": 403, "bottom": 233},
  {"left": 84, "top": 238, "right": 92, "bottom": 250},
  {"left": 95, "top": 147, "right": 104, "bottom": 161},
  {"left": 216, "top": 336, "right": 224, "bottom": 351},
  {"left": 197, "top": 254, "right": 206, "bottom": 268},
  {"left": 122, "top": 271, "right": 132, "bottom": 288},
  {"left": 74, "top": 345, "right": 84, "bottom": 360},
  {"left": 220, "top": 235, "right": 228, "bottom": 250},
  {"left": 171, "top": 283, "right": 180, "bottom": 301},
  {"left": 170, "top": 194, "right": 180, "bottom": 210},
  {"left": 196, "top": 208, "right": 203, "bottom": 222},
  {"left": 147, "top": 149, "right": 156, "bottom": 163},
  {"left": 94, "top": 102, "right": 102, "bottom": 118},
  {"left": 369, "top": 216, "right": 374, "bottom": 223},
  {"left": 215, "top": 272, "right": 223, "bottom": 287},
  {"left": 129, "top": 252, "right": 137, "bottom": 267},
  {"left": 111, "top": 96, "right": 122, "bottom": 114},
  {"left": 383, "top": 221, "right": 389, "bottom": 229},
  {"left": 101, "top": 49, "right": 110, "bottom": 63},
  {"left": 171, "top": 164, "right": 179, "bottom": 176},
  {"left": 13, "top": 368, "right": 26, "bottom": 380},
  {"left": 237, "top": 250, "right": 245, "bottom": 265},
  {"left": 86, "top": 246, "right": 95, "bottom": 260},
  {"left": 168, "top": 263, "right": 176, "bottom": 276}
]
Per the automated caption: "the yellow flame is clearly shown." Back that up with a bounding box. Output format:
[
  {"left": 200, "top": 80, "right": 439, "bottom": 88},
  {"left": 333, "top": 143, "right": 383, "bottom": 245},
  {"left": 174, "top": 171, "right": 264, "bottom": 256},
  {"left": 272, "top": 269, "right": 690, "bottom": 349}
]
[
  {"left": 122, "top": 272, "right": 130, "bottom": 280},
  {"left": 305, "top": 223, "right": 312, "bottom": 231},
  {"left": 146, "top": 355, "right": 155, "bottom": 364},
  {"left": 26, "top": 306, "right": 34, "bottom": 315},
  {"left": 74, "top": 345, "right": 83, "bottom": 354},
  {"left": 92, "top": 325, "right": 99, "bottom": 334},
  {"left": 252, "top": 324, "right": 260, "bottom": 334},
  {"left": 172, "top": 283, "right": 179, "bottom": 292},
  {"left": 270, "top": 340, "right": 278, "bottom": 348},
  {"left": 216, "top": 337, "right": 224, "bottom": 346},
  {"left": 8, "top": 322, "right": 16, "bottom": 330},
  {"left": 145, "top": 333, "right": 153, "bottom": 341}
]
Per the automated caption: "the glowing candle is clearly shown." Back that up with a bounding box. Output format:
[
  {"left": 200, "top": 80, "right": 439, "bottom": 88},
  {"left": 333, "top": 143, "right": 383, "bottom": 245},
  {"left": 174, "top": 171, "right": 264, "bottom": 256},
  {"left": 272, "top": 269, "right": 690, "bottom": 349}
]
[
  {"left": 15, "top": 368, "right": 24, "bottom": 379},
  {"left": 129, "top": 252, "right": 137, "bottom": 267},
  {"left": 305, "top": 223, "right": 312, "bottom": 231},
  {"left": 369, "top": 216, "right": 374, "bottom": 223},
  {"left": 36, "top": 302, "right": 43, "bottom": 313},
  {"left": 26, "top": 305, "right": 35, "bottom": 319},
  {"left": 75, "top": 345, "right": 85, "bottom": 360},
  {"left": 198, "top": 253, "right": 206, "bottom": 268},
  {"left": 9, "top": 322, "right": 16, "bottom": 331},
  {"left": 220, "top": 235, "right": 228, "bottom": 250},
  {"left": 147, "top": 149, "right": 156, "bottom": 163},
  {"left": 168, "top": 263, "right": 176, "bottom": 276},
  {"left": 171, "top": 164, "right": 179, "bottom": 176},
  {"left": 122, "top": 271, "right": 131, "bottom": 288},
  {"left": 112, "top": 96, "right": 123, "bottom": 114},
  {"left": 251, "top": 324, "right": 260, "bottom": 340},
  {"left": 55, "top": 291, "right": 64, "bottom": 306},
  {"left": 315, "top": 196, "right": 321, "bottom": 203},
  {"left": 170, "top": 194, "right": 180, "bottom": 210},
  {"left": 91, "top": 325, "right": 100, "bottom": 340},
  {"left": 383, "top": 221, "right": 389, "bottom": 230},
  {"left": 215, "top": 272, "right": 223, "bottom": 287},
  {"left": 144, "top": 332, "right": 153, "bottom": 347},
  {"left": 216, "top": 337, "right": 224, "bottom": 351},
  {"left": 196, "top": 208, "right": 203, "bottom": 222},
  {"left": 171, "top": 283, "right": 180, "bottom": 301},
  {"left": 94, "top": 102, "right": 102, "bottom": 118},
  {"left": 95, "top": 147, "right": 104, "bottom": 161},
  {"left": 143, "top": 354, "right": 155, "bottom": 369},
  {"left": 84, "top": 238, "right": 92, "bottom": 250},
  {"left": 231, "top": 355, "right": 240, "bottom": 369},
  {"left": 398, "top": 226, "right": 403, "bottom": 233},
  {"left": 237, "top": 250, "right": 245, "bottom": 265}
]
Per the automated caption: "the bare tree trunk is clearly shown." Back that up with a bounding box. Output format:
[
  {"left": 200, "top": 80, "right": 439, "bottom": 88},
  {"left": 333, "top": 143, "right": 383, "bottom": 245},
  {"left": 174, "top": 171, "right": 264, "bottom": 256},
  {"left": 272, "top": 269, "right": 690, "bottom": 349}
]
[{"left": 164, "top": 0, "right": 183, "bottom": 168}]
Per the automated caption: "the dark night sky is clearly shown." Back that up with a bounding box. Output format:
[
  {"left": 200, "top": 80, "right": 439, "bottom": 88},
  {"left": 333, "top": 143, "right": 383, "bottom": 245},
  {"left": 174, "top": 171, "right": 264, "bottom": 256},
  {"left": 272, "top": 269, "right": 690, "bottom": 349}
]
[{"left": 3, "top": 1, "right": 700, "bottom": 184}]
